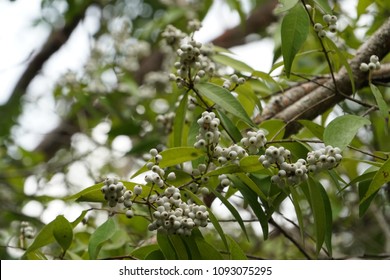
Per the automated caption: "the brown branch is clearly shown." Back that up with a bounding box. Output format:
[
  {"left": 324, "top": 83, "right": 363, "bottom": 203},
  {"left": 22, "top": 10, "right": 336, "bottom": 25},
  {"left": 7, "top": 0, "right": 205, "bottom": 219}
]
[
  {"left": 211, "top": 0, "right": 278, "bottom": 48},
  {"left": 255, "top": 18, "right": 390, "bottom": 136}
]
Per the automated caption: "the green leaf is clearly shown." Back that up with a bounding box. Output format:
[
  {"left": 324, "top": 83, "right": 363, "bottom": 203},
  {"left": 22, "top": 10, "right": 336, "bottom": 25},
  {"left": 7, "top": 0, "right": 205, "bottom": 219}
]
[
  {"left": 359, "top": 180, "right": 377, "bottom": 217},
  {"left": 360, "top": 157, "right": 390, "bottom": 205},
  {"left": 52, "top": 215, "right": 73, "bottom": 252},
  {"left": 305, "top": 179, "right": 332, "bottom": 256},
  {"left": 274, "top": 0, "right": 299, "bottom": 13},
  {"left": 88, "top": 218, "right": 117, "bottom": 259},
  {"left": 259, "top": 119, "right": 286, "bottom": 140},
  {"left": 216, "top": 109, "right": 242, "bottom": 143},
  {"left": 64, "top": 182, "right": 104, "bottom": 202},
  {"left": 370, "top": 83, "right": 389, "bottom": 119},
  {"left": 25, "top": 216, "right": 62, "bottom": 254},
  {"left": 195, "top": 82, "right": 254, "bottom": 126},
  {"left": 239, "top": 155, "right": 265, "bottom": 173},
  {"left": 289, "top": 186, "right": 305, "bottom": 242},
  {"left": 211, "top": 188, "right": 248, "bottom": 239},
  {"left": 157, "top": 231, "right": 176, "bottom": 260},
  {"left": 131, "top": 244, "right": 160, "bottom": 259},
  {"left": 195, "top": 236, "right": 223, "bottom": 260},
  {"left": 231, "top": 176, "right": 269, "bottom": 239},
  {"left": 184, "top": 190, "right": 228, "bottom": 251},
  {"left": 298, "top": 119, "right": 325, "bottom": 139},
  {"left": 313, "top": 0, "right": 333, "bottom": 14},
  {"left": 131, "top": 147, "right": 205, "bottom": 178},
  {"left": 323, "top": 115, "right": 371, "bottom": 151},
  {"left": 213, "top": 53, "right": 254, "bottom": 73},
  {"left": 226, "top": 235, "right": 247, "bottom": 260},
  {"left": 281, "top": 3, "right": 310, "bottom": 77},
  {"left": 168, "top": 235, "right": 189, "bottom": 260},
  {"left": 173, "top": 92, "right": 188, "bottom": 147}
]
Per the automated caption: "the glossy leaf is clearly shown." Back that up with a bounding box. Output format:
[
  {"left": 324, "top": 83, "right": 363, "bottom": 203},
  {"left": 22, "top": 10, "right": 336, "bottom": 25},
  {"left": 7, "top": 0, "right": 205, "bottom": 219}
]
[
  {"left": 195, "top": 82, "right": 254, "bottom": 125},
  {"left": 258, "top": 119, "right": 286, "bottom": 140},
  {"left": 131, "top": 147, "right": 205, "bottom": 178},
  {"left": 88, "top": 218, "right": 117, "bottom": 259},
  {"left": 52, "top": 215, "right": 73, "bottom": 252},
  {"left": 323, "top": 115, "right": 371, "bottom": 151},
  {"left": 281, "top": 3, "right": 310, "bottom": 77}
]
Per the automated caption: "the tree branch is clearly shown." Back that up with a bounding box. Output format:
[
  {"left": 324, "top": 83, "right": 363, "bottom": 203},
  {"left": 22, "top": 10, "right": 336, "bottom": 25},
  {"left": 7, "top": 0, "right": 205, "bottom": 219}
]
[{"left": 255, "top": 18, "right": 390, "bottom": 136}]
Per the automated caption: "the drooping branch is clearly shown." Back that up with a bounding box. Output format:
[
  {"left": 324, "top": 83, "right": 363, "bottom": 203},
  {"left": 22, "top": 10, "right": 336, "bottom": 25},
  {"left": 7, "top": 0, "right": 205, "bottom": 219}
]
[{"left": 255, "top": 18, "right": 390, "bottom": 136}]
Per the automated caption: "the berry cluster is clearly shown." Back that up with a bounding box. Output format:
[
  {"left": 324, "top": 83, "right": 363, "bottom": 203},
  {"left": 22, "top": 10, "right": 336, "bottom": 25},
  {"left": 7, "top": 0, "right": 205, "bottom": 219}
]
[
  {"left": 222, "top": 74, "right": 246, "bottom": 90},
  {"left": 359, "top": 55, "right": 381, "bottom": 72},
  {"left": 240, "top": 130, "right": 267, "bottom": 154},
  {"left": 194, "top": 111, "right": 221, "bottom": 150},
  {"left": 314, "top": 14, "right": 337, "bottom": 38},
  {"left": 259, "top": 145, "right": 342, "bottom": 187},
  {"left": 148, "top": 186, "right": 209, "bottom": 235},
  {"left": 306, "top": 145, "right": 342, "bottom": 173},
  {"left": 145, "top": 148, "right": 166, "bottom": 188},
  {"left": 214, "top": 144, "right": 247, "bottom": 165},
  {"left": 20, "top": 221, "right": 35, "bottom": 239},
  {"left": 101, "top": 178, "right": 126, "bottom": 207}
]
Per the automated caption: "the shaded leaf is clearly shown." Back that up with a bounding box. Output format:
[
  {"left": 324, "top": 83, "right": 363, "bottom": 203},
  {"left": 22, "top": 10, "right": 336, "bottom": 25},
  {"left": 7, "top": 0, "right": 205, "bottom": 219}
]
[
  {"left": 323, "top": 115, "right": 371, "bottom": 151},
  {"left": 88, "top": 218, "right": 117, "bottom": 259},
  {"left": 281, "top": 3, "right": 310, "bottom": 77},
  {"left": 195, "top": 237, "right": 223, "bottom": 260}
]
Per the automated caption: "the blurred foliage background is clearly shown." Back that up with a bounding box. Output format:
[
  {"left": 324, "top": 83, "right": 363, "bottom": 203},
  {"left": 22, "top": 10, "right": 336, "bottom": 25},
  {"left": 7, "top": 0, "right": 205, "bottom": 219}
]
[{"left": 1, "top": 0, "right": 390, "bottom": 260}]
